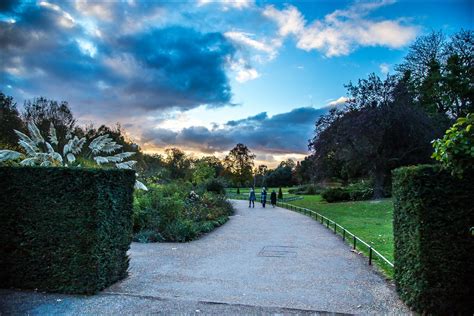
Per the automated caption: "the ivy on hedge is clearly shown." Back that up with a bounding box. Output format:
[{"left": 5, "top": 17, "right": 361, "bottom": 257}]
[
  {"left": 392, "top": 165, "right": 474, "bottom": 314},
  {"left": 0, "top": 166, "right": 135, "bottom": 294}
]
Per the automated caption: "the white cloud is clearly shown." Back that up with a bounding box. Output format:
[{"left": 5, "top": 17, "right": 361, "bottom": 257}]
[
  {"left": 328, "top": 96, "right": 349, "bottom": 106},
  {"left": 224, "top": 31, "right": 282, "bottom": 61},
  {"left": 263, "top": 5, "right": 305, "bottom": 37},
  {"left": 39, "top": 1, "right": 75, "bottom": 28},
  {"left": 76, "top": 39, "right": 97, "bottom": 57},
  {"left": 379, "top": 63, "right": 390, "bottom": 74},
  {"left": 197, "top": 0, "right": 254, "bottom": 10},
  {"left": 264, "top": 1, "right": 418, "bottom": 57},
  {"left": 230, "top": 58, "right": 260, "bottom": 83},
  {"left": 74, "top": 0, "right": 114, "bottom": 21}
]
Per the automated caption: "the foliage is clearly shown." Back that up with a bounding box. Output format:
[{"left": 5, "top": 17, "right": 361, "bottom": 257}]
[
  {"left": 205, "top": 178, "right": 226, "bottom": 194},
  {"left": 321, "top": 181, "right": 374, "bottom": 203},
  {"left": 165, "top": 148, "right": 192, "bottom": 180},
  {"left": 278, "top": 187, "right": 283, "bottom": 199},
  {"left": 192, "top": 160, "right": 216, "bottom": 184},
  {"left": 309, "top": 75, "right": 443, "bottom": 198},
  {"left": 0, "top": 166, "right": 135, "bottom": 294},
  {"left": 0, "top": 93, "right": 24, "bottom": 151},
  {"left": 392, "top": 165, "right": 474, "bottom": 314},
  {"left": 265, "top": 159, "right": 296, "bottom": 187},
  {"left": 432, "top": 113, "right": 474, "bottom": 176},
  {"left": 0, "top": 121, "right": 147, "bottom": 190},
  {"left": 396, "top": 30, "right": 473, "bottom": 118},
  {"left": 288, "top": 184, "right": 324, "bottom": 195},
  {"left": 133, "top": 183, "right": 233, "bottom": 242},
  {"left": 223, "top": 143, "right": 255, "bottom": 187}
]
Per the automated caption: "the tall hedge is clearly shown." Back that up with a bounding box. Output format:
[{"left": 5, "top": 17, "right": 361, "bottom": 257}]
[
  {"left": 392, "top": 165, "right": 474, "bottom": 314},
  {"left": 0, "top": 166, "right": 135, "bottom": 294}
]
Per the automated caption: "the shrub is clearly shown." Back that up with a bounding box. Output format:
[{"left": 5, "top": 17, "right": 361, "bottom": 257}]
[
  {"left": 205, "top": 178, "right": 226, "bottom": 194},
  {"left": 288, "top": 184, "right": 324, "bottom": 195},
  {"left": 321, "top": 181, "right": 373, "bottom": 202},
  {"left": 321, "top": 187, "right": 351, "bottom": 202},
  {"left": 133, "top": 184, "right": 233, "bottom": 242},
  {"left": 392, "top": 165, "right": 474, "bottom": 314},
  {"left": 278, "top": 187, "right": 283, "bottom": 199},
  {"left": 133, "top": 229, "right": 164, "bottom": 243},
  {"left": 0, "top": 166, "right": 135, "bottom": 294},
  {"left": 432, "top": 113, "right": 474, "bottom": 177}
]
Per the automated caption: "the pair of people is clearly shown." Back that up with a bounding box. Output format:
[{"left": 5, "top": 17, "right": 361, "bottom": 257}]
[{"left": 248, "top": 187, "right": 277, "bottom": 208}]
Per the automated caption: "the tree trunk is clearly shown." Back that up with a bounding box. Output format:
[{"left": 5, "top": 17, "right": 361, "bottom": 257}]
[{"left": 372, "top": 170, "right": 386, "bottom": 199}]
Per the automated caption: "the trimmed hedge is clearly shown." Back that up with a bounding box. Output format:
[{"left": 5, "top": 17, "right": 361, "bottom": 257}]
[
  {"left": 0, "top": 166, "right": 135, "bottom": 294},
  {"left": 392, "top": 165, "right": 474, "bottom": 314}
]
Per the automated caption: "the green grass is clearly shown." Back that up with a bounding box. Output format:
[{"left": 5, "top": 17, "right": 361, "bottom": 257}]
[{"left": 287, "top": 195, "right": 395, "bottom": 278}]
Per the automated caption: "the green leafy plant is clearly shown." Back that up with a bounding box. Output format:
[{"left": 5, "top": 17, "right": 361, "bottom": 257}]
[
  {"left": 0, "top": 121, "right": 146, "bottom": 189},
  {"left": 432, "top": 113, "right": 474, "bottom": 176}
]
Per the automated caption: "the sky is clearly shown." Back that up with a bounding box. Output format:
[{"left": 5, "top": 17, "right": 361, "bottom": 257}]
[{"left": 0, "top": 0, "right": 473, "bottom": 166}]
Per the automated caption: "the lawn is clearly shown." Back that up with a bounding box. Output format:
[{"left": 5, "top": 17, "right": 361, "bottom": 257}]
[{"left": 287, "top": 195, "right": 395, "bottom": 278}]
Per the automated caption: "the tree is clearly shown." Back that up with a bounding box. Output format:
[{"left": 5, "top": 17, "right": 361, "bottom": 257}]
[
  {"left": 22, "top": 97, "right": 76, "bottom": 150},
  {"left": 255, "top": 164, "right": 268, "bottom": 187},
  {"left": 199, "top": 156, "right": 224, "bottom": 178},
  {"left": 278, "top": 187, "right": 283, "bottom": 199},
  {"left": 432, "top": 113, "right": 474, "bottom": 177},
  {"left": 0, "top": 93, "right": 24, "bottom": 150},
  {"left": 309, "top": 74, "right": 442, "bottom": 197},
  {"left": 223, "top": 143, "right": 255, "bottom": 187},
  {"left": 192, "top": 160, "right": 216, "bottom": 185},
  {"left": 165, "top": 148, "right": 191, "bottom": 180}
]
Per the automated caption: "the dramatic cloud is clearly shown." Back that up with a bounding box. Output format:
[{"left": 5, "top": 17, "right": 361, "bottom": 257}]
[
  {"left": 142, "top": 106, "right": 330, "bottom": 154},
  {"left": 264, "top": 0, "right": 418, "bottom": 57},
  {"left": 0, "top": 2, "right": 237, "bottom": 118}
]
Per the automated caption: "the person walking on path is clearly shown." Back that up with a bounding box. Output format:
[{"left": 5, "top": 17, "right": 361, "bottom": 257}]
[
  {"left": 270, "top": 190, "right": 277, "bottom": 208},
  {"left": 261, "top": 187, "right": 267, "bottom": 208},
  {"left": 249, "top": 188, "right": 256, "bottom": 208}
]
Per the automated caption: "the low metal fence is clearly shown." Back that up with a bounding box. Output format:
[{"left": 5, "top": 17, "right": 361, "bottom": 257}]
[{"left": 276, "top": 201, "right": 394, "bottom": 269}]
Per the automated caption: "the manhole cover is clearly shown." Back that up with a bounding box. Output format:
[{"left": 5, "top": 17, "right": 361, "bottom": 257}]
[{"left": 258, "top": 246, "right": 297, "bottom": 258}]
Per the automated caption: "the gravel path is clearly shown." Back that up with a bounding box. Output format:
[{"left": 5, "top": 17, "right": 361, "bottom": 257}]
[{"left": 0, "top": 200, "right": 409, "bottom": 315}]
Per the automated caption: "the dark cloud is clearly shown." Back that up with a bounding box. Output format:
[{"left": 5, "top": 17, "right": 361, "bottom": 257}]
[
  {"left": 0, "top": 0, "right": 19, "bottom": 13},
  {"left": 142, "top": 106, "right": 330, "bottom": 154},
  {"left": 0, "top": 2, "right": 237, "bottom": 117}
]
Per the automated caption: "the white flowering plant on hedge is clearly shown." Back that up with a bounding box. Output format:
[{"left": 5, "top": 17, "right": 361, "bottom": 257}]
[{"left": 0, "top": 122, "right": 147, "bottom": 190}]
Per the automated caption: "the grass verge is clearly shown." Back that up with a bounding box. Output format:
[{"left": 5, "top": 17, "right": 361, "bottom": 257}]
[{"left": 287, "top": 195, "right": 394, "bottom": 278}]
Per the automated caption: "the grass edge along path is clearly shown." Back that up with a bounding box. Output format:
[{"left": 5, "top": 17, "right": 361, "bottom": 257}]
[{"left": 284, "top": 196, "right": 395, "bottom": 279}]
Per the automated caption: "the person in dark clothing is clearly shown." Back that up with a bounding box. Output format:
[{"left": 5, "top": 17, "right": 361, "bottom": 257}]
[
  {"left": 261, "top": 187, "right": 267, "bottom": 208},
  {"left": 249, "top": 188, "right": 256, "bottom": 208},
  {"left": 270, "top": 190, "right": 277, "bottom": 208}
]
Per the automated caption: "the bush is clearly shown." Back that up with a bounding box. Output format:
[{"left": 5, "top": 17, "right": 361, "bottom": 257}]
[
  {"left": 288, "top": 184, "right": 324, "bottom": 195},
  {"left": 0, "top": 166, "right": 135, "bottom": 294},
  {"left": 205, "top": 178, "right": 226, "bottom": 194},
  {"left": 432, "top": 113, "right": 474, "bottom": 176},
  {"left": 321, "top": 187, "right": 351, "bottom": 202},
  {"left": 133, "top": 184, "right": 233, "bottom": 242},
  {"left": 392, "top": 165, "right": 474, "bottom": 314},
  {"left": 278, "top": 187, "right": 283, "bottom": 199},
  {"left": 321, "top": 181, "right": 373, "bottom": 202}
]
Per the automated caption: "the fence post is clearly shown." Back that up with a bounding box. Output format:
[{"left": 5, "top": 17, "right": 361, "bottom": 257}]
[
  {"left": 353, "top": 236, "right": 356, "bottom": 249},
  {"left": 343, "top": 229, "right": 346, "bottom": 241},
  {"left": 334, "top": 222, "right": 337, "bottom": 233},
  {"left": 369, "top": 247, "right": 373, "bottom": 265}
]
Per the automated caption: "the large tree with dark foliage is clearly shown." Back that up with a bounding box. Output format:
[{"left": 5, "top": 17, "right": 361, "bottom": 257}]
[
  {"left": 396, "top": 30, "right": 474, "bottom": 118},
  {"left": 0, "top": 93, "right": 24, "bottom": 150},
  {"left": 223, "top": 143, "right": 255, "bottom": 187},
  {"left": 310, "top": 74, "right": 443, "bottom": 197},
  {"left": 22, "top": 97, "right": 76, "bottom": 149}
]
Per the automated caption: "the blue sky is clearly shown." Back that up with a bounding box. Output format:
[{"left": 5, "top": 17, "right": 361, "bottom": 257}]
[{"left": 0, "top": 0, "right": 472, "bottom": 165}]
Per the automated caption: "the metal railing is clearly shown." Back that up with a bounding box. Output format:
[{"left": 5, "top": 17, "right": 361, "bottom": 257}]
[{"left": 276, "top": 201, "right": 394, "bottom": 269}]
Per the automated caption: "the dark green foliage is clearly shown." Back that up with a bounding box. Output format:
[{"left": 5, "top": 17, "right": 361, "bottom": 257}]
[
  {"left": 392, "top": 165, "right": 474, "bottom": 314},
  {"left": 205, "top": 178, "right": 226, "bottom": 194},
  {"left": 278, "top": 187, "right": 283, "bottom": 199},
  {"left": 0, "top": 166, "right": 135, "bottom": 294},
  {"left": 288, "top": 184, "right": 324, "bottom": 195},
  {"left": 321, "top": 182, "right": 374, "bottom": 202},
  {"left": 237, "top": 187, "right": 240, "bottom": 194},
  {"left": 133, "top": 184, "right": 233, "bottom": 242},
  {"left": 321, "top": 187, "right": 350, "bottom": 203}
]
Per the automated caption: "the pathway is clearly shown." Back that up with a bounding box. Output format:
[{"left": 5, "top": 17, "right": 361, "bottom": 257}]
[{"left": 0, "top": 200, "right": 408, "bottom": 314}]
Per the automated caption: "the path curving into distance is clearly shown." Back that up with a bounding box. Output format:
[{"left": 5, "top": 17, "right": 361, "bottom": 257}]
[{"left": 0, "top": 200, "right": 408, "bottom": 314}]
